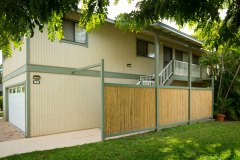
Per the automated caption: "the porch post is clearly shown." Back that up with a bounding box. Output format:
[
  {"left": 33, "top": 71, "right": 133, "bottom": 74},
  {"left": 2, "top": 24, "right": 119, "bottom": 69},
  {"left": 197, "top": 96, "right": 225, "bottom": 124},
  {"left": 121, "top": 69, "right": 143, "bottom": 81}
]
[
  {"left": 211, "top": 76, "right": 214, "bottom": 120},
  {"left": 101, "top": 59, "right": 105, "bottom": 141},
  {"left": 155, "top": 33, "right": 160, "bottom": 130},
  {"left": 188, "top": 45, "right": 192, "bottom": 125}
]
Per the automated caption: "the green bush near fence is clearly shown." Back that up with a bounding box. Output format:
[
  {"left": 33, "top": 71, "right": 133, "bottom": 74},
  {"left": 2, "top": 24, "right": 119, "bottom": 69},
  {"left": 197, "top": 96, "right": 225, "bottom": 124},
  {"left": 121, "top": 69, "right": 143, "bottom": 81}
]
[{"left": 0, "top": 96, "right": 2, "bottom": 111}]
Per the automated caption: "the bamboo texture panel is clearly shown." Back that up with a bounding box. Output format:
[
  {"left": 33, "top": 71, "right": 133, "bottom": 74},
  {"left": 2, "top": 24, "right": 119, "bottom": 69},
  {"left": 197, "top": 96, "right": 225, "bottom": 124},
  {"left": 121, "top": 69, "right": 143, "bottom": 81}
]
[
  {"left": 159, "top": 88, "right": 189, "bottom": 125},
  {"left": 105, "top": 86, "right": 156, "bottom": 135},
  {"left": 191, "top": 89, "right": 212, "bottom": 120}
]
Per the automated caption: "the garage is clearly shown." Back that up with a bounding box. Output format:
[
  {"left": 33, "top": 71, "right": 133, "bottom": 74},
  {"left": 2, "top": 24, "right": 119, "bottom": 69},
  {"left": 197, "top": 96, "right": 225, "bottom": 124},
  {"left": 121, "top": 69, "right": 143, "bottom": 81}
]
[{"left": 8, "top": 85, "right": 26, "bottom": 134}]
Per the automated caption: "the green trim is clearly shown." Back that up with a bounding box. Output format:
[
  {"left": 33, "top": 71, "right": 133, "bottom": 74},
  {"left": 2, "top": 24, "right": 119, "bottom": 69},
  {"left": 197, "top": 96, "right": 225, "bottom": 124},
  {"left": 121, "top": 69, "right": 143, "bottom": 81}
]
[
  {"left": 155, "top": 33, "right": 160, "bottom": 131},
  {"left": 104, "top": 83, "right": 156, "bottom": 88},
  {"left": 159, "top": 85, "right": 189, "bottom": 89},
  {"left": 191, "top": 117, "right": 212, "bottom": 122},
  {"left": 26, "top": 64, "right": 141, "bottom": 80},
  {"left": 4, "top": 81, "right": 26, "bottom": 124},
  {"left": 26, "top": 72, "right": 30, "bottom": 138},
  {"left": 59, "top": 39, "right": 88, "bottom": 48},
  {"left": 105, "top": 127, "right": 156, "bottom": 138},
  {"left": 2, "top": 65, "right": 27, "bottom": 82},
  {"left": 211, "top": 76, "right": 214, "bottom": 120},
  {"left": 101, "top": 59, "right": 105, "bottom": 141},
  {"left": 72, "top": 63, "right": 101, "bottom": 73},
  {"left": 191, "top": 87, "right": 212, "bottom": 90},
  {"left": 26, "top": 37, "right": 29, "bottom": 64},
  {"left": 159, "top": 120, "right": 190, "bottom": 128},
  {"left": 188, "top": 46, "right": 192, "bottom": 125}
]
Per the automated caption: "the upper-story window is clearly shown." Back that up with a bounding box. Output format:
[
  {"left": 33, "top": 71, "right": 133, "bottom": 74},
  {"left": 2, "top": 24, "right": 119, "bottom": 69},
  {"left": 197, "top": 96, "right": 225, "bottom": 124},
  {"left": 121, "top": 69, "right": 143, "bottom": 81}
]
[
  {"left": 62, "top": 20, "right": 87, "bottom": 45},
  {"left": 136, "top": 39, "right": 155, "bottom": 58}
]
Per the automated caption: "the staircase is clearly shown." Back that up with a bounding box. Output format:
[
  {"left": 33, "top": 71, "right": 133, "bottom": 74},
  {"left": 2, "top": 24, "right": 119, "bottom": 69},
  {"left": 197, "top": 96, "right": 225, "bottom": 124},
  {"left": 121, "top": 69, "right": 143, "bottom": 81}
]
[{"left": 137, "top": 60, "right": 202, "bottom": 86}]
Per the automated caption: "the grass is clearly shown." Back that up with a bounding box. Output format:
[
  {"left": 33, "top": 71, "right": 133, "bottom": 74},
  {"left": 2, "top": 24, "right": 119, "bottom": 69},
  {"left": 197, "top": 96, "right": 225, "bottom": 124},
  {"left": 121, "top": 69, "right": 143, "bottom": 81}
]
[
  {"left": 1, "top": 121, "right": 240, "bottom": 159},
  {"left": 0, "top": 112, "right": 2, "bottom": 117}
]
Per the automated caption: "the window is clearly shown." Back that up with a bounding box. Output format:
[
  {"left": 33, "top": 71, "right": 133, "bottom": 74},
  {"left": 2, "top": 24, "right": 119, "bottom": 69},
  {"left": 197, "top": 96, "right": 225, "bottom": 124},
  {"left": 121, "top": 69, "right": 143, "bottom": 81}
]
[
  {"left": 17, "top": 87, "right": 21, "bottom": 93},
  {"left": 9, "top": 89, "right": 12, "bottom": 94},
  {"left": 137, "top": 39, "right": 155, "bottom": 58},
  {"left": 13, "top": 88, "right": 16, "bottom": 93},
  {"left": 193, "top": 55, "right": 199, "bottom": 64},
  {"left": 62, "top": 20, "right": 87, "bottom": 45},
  {"left": 175, "top": 50, "right": 186, "bottom": 61},
  {"left": 22, "top": 86, "right": 25, "bottom": 93}
]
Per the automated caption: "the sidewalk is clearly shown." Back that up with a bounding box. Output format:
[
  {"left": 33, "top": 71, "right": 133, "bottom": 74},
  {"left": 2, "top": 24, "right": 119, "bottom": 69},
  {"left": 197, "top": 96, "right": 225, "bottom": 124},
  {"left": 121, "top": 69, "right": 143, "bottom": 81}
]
[{"left": 0, "top": 128, "right": 101, "bottom": 158}]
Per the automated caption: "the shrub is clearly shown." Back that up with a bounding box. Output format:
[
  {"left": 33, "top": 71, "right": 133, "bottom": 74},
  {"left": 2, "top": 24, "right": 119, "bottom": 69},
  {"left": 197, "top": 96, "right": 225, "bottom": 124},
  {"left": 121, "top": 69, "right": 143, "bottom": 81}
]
[{"left": 0, "top": 96, "right": 2, "bottom": 111}]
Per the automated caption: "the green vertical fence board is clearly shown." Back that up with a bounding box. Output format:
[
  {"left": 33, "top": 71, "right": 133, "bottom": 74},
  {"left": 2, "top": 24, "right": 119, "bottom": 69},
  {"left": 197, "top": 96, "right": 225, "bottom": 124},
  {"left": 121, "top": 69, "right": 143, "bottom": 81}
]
[
  {"left": 155, "top": 33, "right": 160, "bottom": 130},
  {"left": 101, "top": 59, "right": 105, "bottom": 141}
]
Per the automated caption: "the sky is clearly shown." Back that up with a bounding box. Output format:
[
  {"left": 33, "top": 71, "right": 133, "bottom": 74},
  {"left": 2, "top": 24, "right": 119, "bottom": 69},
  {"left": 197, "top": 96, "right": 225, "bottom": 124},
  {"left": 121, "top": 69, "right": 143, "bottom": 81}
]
[{"left": 0, "top": 2, "right": 227, "bottom": 65}]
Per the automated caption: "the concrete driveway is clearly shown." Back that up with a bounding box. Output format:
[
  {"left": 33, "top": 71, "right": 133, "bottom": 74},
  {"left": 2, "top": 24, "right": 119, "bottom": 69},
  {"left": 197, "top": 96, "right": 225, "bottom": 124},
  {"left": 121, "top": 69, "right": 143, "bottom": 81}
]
[
  {"left": 0, "top": 119, "right": 25, "bottom": 142},
  {"left": 0, "top": 128, "right": 101, "bottom": 158}
]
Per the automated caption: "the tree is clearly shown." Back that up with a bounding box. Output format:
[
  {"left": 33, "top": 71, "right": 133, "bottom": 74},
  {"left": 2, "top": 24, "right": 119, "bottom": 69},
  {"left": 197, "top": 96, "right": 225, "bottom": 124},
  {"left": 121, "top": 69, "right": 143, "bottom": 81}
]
[
  {"left": 1, "top": 0, "right": 240, "bottom": 57},
  {"left": 0, "top": 0, "right": 79, "bottom": 57}
]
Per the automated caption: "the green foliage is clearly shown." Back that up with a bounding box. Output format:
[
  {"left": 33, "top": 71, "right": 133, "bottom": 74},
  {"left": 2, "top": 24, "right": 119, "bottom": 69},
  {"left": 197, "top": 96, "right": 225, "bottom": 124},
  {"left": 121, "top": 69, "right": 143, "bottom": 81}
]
[
  {"left": 1, "top": 121, "right": 240, "bottom": 159},
  {"left": 0, "top": 0, "right": 79, "bottom": 57},
  {"left": 0, "top": 96, "right": 2, "bottom": 111},
  {"left": 199, "top": 44, "right": 240, "bottom": 120}
]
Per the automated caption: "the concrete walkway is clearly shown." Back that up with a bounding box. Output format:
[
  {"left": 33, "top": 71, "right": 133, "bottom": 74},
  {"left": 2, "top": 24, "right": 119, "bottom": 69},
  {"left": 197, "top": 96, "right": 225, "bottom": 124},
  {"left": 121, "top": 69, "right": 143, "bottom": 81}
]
[{"left": 0, "top": 128, "right": 101, "bottom": 158}]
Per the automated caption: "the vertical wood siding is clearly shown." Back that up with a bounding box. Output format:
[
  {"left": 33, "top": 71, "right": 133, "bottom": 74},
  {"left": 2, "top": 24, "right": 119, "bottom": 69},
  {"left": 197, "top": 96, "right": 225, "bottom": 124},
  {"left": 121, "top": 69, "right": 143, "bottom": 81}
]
[
  {"left": 191, "top": 89, "right": 212, "bottom": 120},
  {"left": 104, "top": 86, "right": 156, "bottom": 135},
  {"left": 2, "top": 73, "right": 26, "bottom": 120},
  {"left": 30, "top": 72, "right": 102, "bottom": 137},
  {"left": 159, "top": 88, "right": 189, "bottom": 125},
  {"left": 3, "top": 38, "right": 27, "bottom": 77}
]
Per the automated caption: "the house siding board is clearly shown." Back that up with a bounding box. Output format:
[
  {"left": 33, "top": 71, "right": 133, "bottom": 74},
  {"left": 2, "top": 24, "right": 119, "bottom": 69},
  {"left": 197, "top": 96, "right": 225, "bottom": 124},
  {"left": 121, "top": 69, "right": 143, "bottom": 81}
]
[
  {"left": 29, "top": 21, "right": 197, "bottom": 76},
  {"left": 2, "top": 73, "right": 26, "bottom": 120},
  {"left": 3, "top": 39, "right": 27, "bottom": 77}
]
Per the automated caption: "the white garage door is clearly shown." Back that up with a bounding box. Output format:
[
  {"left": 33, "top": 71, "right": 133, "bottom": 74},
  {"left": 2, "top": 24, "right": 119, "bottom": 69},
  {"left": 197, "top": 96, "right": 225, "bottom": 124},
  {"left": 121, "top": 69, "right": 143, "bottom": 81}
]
[{"left": 9, "top": 85, "right": 25, "bottom": 133}]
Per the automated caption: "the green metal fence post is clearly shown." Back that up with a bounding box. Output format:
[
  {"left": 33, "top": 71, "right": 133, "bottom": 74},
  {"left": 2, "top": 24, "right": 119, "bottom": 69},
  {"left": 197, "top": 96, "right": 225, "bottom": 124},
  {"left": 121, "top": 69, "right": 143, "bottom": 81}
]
[
  {"left": 154, "top": 33, "right": 160, "bottom": 130},
  {"left": 212, "top": 76, "right": 214, "bottom": 120},
  {"left": 101, "top": 59, "right": 105, "bottom": 141},
  {"left": 188, "top": 45, "right": 192, "bottom": 125}
]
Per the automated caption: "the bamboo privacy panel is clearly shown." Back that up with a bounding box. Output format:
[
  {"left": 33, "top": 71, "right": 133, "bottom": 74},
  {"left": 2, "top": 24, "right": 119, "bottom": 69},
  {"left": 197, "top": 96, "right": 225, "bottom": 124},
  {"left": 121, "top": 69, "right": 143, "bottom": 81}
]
[
  {"left": 159, "top": 88, "right": 189, "bottom": 125},
  {"left": 104, "top": 86, "right": 156, "bottom": 135},
  {"left": 191, "top": 89, "right": 212, "bottom": 120}
]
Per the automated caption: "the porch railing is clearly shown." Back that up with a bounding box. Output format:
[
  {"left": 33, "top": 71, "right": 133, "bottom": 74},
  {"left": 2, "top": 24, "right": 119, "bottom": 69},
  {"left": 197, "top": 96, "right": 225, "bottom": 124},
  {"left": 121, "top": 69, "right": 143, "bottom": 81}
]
[{"left": 137, "top": 60, "right": 204, "bottom": 86}]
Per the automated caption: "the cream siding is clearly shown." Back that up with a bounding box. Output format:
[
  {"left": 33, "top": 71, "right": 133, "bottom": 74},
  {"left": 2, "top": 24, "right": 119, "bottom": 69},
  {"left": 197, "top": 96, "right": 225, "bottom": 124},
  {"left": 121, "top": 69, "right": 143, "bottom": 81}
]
[
  {"left": 2, "top": 73, "right": 26, "bottom": 120},
  {"left": 3, "top": 38, "right": 27, "bottom": 77},
  {"left": 30, "top": 71, "right": 140, "bottom": 137}
]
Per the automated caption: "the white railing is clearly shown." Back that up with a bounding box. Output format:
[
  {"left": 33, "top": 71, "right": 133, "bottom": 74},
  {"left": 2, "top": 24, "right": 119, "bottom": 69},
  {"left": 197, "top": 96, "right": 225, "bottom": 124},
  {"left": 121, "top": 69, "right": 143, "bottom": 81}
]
[
  {"left": 174, "top": 60, "right": 201, "bottom": 78},
  {"left": 136, "top": 60, "right": 203, "bottom": 86},
  {"left": 136, "top": 75, "right": 155, "bottom": 85},
  {"left": 159, "top": 60, "right": 173, "bottom": 85}
]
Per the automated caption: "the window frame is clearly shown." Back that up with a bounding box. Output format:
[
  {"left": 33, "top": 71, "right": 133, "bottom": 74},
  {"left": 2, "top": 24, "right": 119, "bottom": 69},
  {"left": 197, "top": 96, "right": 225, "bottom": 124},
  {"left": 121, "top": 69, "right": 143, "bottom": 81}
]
[
  {"left": 136, "top": 38, "right": 155, "bottom": 59},
  {"left": 60, "top": 19, "right": 88, "bottom": 47}
]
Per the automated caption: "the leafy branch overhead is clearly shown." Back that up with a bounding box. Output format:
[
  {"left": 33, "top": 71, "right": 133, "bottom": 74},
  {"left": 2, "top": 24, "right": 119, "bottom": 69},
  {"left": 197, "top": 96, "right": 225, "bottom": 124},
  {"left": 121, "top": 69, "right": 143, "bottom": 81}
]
[
  {"left": 0, "top": 0, "right": 79, "bottom": 57},
  {"left": 1, "top": 0, "right": 240, "bottom": 56}
]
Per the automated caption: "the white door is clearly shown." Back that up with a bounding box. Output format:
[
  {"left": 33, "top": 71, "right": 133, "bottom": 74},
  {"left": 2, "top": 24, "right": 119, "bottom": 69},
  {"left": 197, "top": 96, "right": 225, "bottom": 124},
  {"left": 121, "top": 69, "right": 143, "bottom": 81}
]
[{"left": 9, "top": 85, "right": 25, "bottom": 133}]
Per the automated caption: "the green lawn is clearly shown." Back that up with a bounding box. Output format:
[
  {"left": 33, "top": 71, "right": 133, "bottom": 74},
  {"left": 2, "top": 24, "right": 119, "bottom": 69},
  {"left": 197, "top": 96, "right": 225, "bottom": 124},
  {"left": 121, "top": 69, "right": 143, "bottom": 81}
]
[
  {"left": 2, "top": 121, "right": 240, "bottom": 159},
  {"left": 0, "top": 112, "right": 2, "bottom": 117}
]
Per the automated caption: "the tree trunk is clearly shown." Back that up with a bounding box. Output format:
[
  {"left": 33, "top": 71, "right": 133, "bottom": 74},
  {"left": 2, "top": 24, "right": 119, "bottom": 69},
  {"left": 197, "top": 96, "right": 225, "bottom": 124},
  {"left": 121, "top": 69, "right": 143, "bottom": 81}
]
[
  {"left": 224, "top": 63, "right": 240, "bottom": 101},
  {"left": 217, "top": 49, "right": 224, "bottom": 103}
]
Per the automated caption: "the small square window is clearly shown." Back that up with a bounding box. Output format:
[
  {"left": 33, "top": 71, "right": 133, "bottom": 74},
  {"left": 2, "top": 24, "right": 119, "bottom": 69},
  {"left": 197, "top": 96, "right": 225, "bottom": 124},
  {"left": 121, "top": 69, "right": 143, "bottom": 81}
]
[
  {"left": 62, "top": 20, "right": 87, "bottom": 44},
  {"left": 17, "top": 87, "right": 21, "bottom": 93},
  {"left": 13, "top": 88, "right": 16, "bottom": 93},
  {"left": 9, "top": 89, "right": 12, "bottom": 93},
  {"left": 22, "top": 86, "right": 25, "bottom": 93},
  {"left": 137, "top": 39, "right": 155, "bottom": 58}
]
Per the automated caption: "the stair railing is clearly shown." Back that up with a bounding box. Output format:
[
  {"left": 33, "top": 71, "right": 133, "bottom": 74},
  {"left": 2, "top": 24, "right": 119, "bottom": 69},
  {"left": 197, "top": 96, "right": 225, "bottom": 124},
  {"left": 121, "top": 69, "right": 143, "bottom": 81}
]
[{"left": 159, "top": 60, "right": 174, "bottom": 85}]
